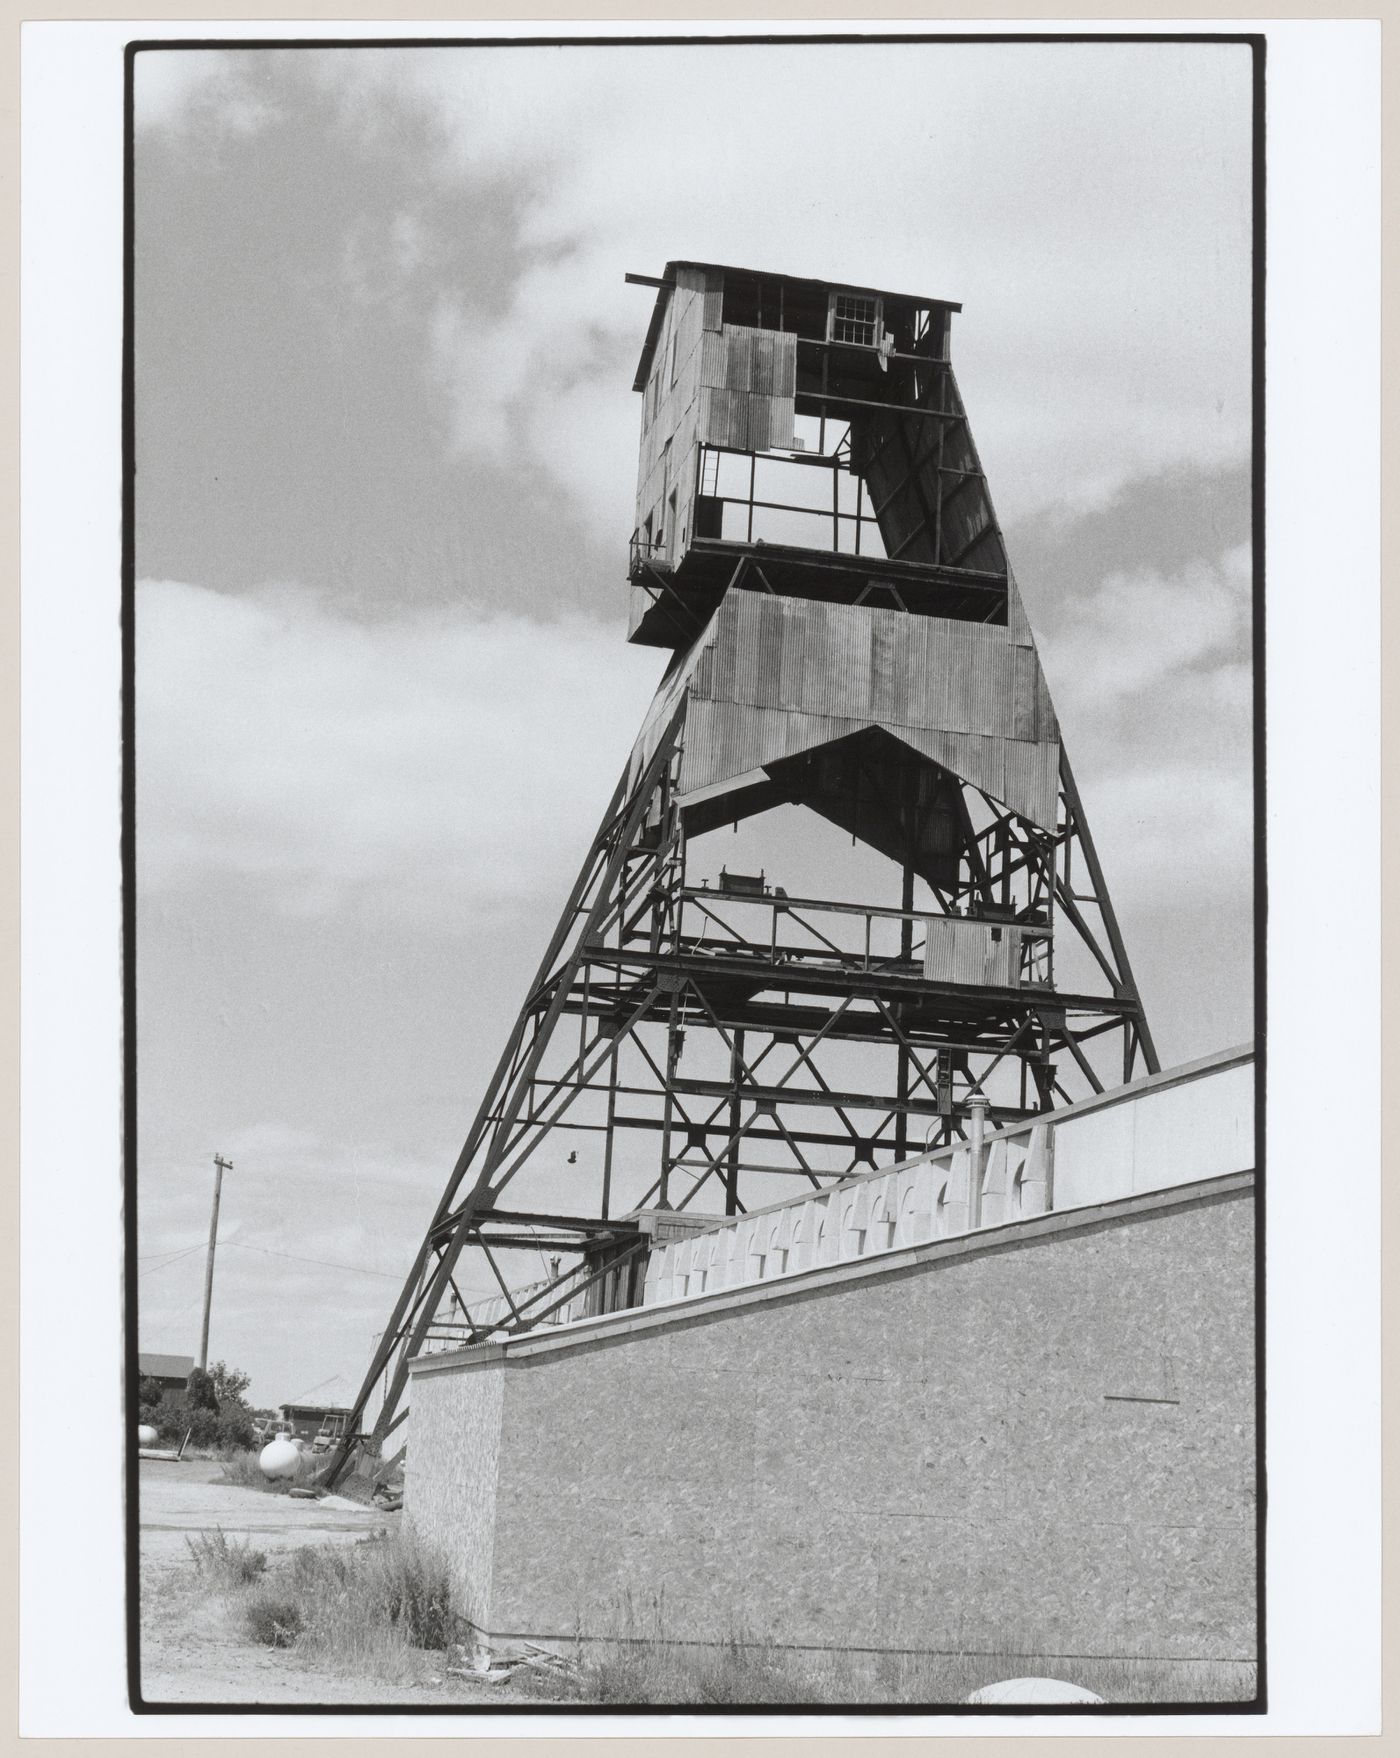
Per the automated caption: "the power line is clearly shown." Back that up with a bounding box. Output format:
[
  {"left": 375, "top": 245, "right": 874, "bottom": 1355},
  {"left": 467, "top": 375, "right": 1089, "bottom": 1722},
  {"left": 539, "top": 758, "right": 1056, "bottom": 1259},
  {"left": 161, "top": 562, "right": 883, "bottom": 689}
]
[
  {"left": 139, "top": 1237, "right": 498, "bottom": 1306},
  {"left": 137, "top": 1244, "right": 204, "bottom": 1278},
  {"left": 222, "top": 1241, "right": 405, "bottom": 1281},
  {"left": 286, "top": 1373, "right": 344, "bottom": 1405}
]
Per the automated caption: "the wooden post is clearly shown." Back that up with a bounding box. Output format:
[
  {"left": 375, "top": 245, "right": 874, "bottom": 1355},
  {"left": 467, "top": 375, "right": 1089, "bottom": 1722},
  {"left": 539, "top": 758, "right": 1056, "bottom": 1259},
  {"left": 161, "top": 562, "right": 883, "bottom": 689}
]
[{"left": 197, "top": 1155, "right": 232, "bottom": 1373}]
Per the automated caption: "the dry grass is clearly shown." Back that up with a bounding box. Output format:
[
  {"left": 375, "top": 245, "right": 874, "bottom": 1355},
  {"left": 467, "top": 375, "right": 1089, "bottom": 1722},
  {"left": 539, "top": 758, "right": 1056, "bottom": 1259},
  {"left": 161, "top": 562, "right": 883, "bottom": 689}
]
[
  {"left": 572, "top": 1635, "right": 837, "bottom": 1705},
  {"left": 182, "top": 1531, "right": 1257, "bottom": 1707},
  {"left": 514, "top": 1598, "right": 1258, "bottom": 1707},
  {"left": 186, "top": 1526, "right": 456, "bottom": 1686},
  {"left": 288, "top": 1531, "right": 455, "bottom": 1660},
  {"left": 536, "top": 1639, "right": 1257, "bottom": 1707},
  {"left": 217, "top": 1451, "right": 297, "bottom": 1495},
  {"left": 183, "top": 1528, "right": 268, "bottom": 1588}
]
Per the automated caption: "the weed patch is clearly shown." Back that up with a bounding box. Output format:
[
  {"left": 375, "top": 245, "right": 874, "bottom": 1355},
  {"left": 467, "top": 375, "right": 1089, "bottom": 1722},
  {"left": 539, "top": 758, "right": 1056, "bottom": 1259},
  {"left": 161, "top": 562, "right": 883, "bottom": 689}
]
[
  {"left": 198, "top": 1531, "right": 460, "bottom": 1684},
  {"left": 184, "top": 1528, "right": 268, "bottom": 1587},
  {"left": 243, "top": 1591, "right": 305, "bottom": 1649}
]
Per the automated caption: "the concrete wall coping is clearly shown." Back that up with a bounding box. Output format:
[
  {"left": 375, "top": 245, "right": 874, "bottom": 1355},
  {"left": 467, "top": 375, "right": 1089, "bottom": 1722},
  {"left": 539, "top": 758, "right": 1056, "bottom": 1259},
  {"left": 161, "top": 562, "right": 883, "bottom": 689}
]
[
  {"left": 640, "top": 1041, "right": 1256, "bottom": 1241},
  {"left": 408, "top": 1168, "right": 1253, "bottom": 1379}
]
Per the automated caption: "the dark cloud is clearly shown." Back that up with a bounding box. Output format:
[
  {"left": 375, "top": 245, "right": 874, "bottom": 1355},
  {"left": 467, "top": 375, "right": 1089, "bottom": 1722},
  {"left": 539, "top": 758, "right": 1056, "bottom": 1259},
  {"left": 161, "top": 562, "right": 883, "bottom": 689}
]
[
  {"left": 134, "top": 56, "right": 623, "bottom": 619},
  {"left": 1007, "top": 459, "right": 1253, "bottom": 637}
]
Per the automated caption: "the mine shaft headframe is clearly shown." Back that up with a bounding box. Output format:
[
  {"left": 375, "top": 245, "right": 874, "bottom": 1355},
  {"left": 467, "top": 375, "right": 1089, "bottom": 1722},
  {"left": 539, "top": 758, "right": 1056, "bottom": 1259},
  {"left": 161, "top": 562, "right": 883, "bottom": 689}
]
[{"left": 324, "top": 261, "right": 1159, "bottom": 1491}]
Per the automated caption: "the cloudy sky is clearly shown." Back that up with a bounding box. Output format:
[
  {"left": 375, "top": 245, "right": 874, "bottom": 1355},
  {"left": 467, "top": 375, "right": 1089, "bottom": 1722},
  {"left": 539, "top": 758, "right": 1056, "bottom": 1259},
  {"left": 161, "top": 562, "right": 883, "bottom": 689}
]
[{"left": 132, "top": 38, "right": 1254, "bottom": 1410}]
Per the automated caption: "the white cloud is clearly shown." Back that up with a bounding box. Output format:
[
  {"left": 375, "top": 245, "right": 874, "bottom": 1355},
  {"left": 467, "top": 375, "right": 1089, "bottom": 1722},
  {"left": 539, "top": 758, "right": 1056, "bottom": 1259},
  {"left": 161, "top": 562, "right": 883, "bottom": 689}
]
[
  {"left": 136, "top": 578, "right": 662, "bottom": 925},
  {"left": 133, "top": 48, "right": 277, "bottom": 134},
  {"left": 1037, "top": 544, "right": 1254, "bottom": 916},
  {"left": 1088, "top": 760, "right": 1254, "bottom": 913},
  {"left": 315, "top": 41, "right": 1253, "bottom": 542},
  {"left": 1039, "top": 543, "right": 1251, "bottom": 710}
]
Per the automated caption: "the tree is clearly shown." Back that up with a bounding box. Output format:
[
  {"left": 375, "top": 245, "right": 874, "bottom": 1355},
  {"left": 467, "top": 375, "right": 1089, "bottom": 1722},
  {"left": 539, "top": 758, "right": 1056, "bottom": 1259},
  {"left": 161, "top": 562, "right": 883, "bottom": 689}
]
[
  {"left": 209, "top": 1360, "right": 253, "bottom": 1407},
  {"left": 137, "top": 1375, "right": 164, "bottom": 1408},
  {"left": 185, "top": 1366, "right": 219, "bottom": 1411},
  {"left": 153, "top": 1360, "right": 259, "bottom": 1455}
]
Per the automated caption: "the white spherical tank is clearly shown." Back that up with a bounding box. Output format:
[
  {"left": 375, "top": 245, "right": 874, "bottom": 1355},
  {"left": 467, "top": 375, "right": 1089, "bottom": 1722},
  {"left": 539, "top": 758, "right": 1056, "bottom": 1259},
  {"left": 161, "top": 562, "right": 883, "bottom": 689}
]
[
  {"left": 259, "top": 1436, "right": 303, "bottom": 1481},
  {"left": 965, "top": 1677, "right": 1104, "bottom": 1706},
  {"left": 136, "top": 1424, "right": 158, "bottom": 1448}
]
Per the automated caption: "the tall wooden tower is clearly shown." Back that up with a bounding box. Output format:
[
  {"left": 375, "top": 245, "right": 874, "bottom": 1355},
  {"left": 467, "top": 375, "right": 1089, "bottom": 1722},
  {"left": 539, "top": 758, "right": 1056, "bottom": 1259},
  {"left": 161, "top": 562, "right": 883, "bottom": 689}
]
[{"left": 325, "top": 261, "right": 1157, "bottom": 1487}]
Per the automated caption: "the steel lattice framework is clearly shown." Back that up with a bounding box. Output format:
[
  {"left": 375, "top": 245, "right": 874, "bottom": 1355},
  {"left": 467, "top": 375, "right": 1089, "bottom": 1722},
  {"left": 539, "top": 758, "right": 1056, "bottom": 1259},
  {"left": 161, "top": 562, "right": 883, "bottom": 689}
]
[{"left": 325, "top": 262, "right": 1157, "bottom": 1488}]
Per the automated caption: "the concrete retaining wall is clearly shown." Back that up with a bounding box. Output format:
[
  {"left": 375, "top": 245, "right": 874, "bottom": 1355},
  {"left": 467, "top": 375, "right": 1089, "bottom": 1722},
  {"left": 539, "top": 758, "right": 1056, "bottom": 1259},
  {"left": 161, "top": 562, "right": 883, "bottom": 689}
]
[{"left": 407, "top": 1172, "right": 1256, "bottom": 1672}]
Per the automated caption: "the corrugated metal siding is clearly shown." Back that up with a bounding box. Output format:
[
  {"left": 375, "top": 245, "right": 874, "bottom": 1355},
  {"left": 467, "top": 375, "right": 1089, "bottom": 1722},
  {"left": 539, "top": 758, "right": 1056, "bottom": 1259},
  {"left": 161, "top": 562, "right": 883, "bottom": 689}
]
[
  {"left": 695, "top": 327, "right": 798, "bottom": 460},
  {"left": 869, "top": 610, "right": 902, "bottom": 722},
  {"left": 1001, "top": 738, "right": 1061, "bottom": 829},
  {"left": 1036, "top": 665, "right": 1059, "bottom": 743},
  {"left": 1007, "top": 573, "right": 1035, "bottom": 646},
  {"left": 725, "top": 327, "right": 753, "bottom": 390},
  {"left": 941, "top": 625, "right": 976, "bottom": 734},
  {"left": 832, "top": 602, "right": 875, "bottom": 717},
  {"left": 906, "top": 615, "right": 945, "bottom": 731},
  {"left": 755, "top": 593, "right": 785, "bottom": 704},
  {"left": 710, "top": 596, "right": 737, "bottom": 700},
  {"left": 923, "top": 918, "right": 1021, "bottom": 988},
  {"left": 732, "top": 590, "right": 762, "bottom": 703},
  {"left": 750, "top": 333, "right": 774, "bottom": 396},
  {"left": 774, "top": 332, "right": 797, "bottom": 398},
  {"left": 643, "top": 589, "right": 1060, "bottom": 829},
  {"left": 700, "top": 331, "right": 726, "bottom": 390},
  {"left": 1012, "top": 645, "right": 1038, "bottom": 740}
]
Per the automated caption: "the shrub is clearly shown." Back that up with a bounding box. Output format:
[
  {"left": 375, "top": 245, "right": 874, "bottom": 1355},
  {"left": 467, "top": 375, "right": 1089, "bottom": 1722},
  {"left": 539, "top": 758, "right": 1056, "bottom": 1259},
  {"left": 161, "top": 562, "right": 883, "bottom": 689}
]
[
  {"left": 185, "top": 1527, "right": 268, "bottom": 1587},
  {"left": 243, "top": 1591, "right": 304, "bottom": 1648},
  {"left": 151, "top": 1395, "right": 255, "bottom": 1452},
  {"left": 137, "top": 1376, "right": 164, "bottom": 1409},
  {"left": 213, "top": 1406, "right": 257, "bottom": 1450}
]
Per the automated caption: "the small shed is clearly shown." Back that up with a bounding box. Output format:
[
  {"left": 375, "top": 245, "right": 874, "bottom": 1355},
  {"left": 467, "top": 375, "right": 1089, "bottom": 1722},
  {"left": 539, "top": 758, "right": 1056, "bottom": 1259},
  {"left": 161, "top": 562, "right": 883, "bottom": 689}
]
[{"left": 277, "top": 1402, "right": 354, "bottom": 1445}]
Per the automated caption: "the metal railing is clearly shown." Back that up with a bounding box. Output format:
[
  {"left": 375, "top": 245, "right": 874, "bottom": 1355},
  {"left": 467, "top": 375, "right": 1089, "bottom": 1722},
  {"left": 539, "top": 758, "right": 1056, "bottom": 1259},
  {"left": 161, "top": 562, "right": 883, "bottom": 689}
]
[
  {"left": 675, "top": 886, "right": 1051, "bottom": 986},
  {"left": 628, "top": 529, "right": 673, "bottom": 579}
]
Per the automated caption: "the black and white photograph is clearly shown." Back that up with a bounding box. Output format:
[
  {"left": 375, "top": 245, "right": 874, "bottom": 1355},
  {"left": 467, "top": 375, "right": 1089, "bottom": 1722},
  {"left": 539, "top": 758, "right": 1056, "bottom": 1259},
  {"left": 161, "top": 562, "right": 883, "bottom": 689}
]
[{"left": 14, "top": 16, "right": 1383, "bottom": 1736}]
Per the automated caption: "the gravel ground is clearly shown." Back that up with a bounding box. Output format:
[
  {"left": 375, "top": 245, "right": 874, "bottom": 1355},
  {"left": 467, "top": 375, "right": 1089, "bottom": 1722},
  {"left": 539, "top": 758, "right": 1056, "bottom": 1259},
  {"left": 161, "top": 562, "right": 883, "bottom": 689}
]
[{"left": 136, "top": 1458, "right": 526, "bottom": 1708}]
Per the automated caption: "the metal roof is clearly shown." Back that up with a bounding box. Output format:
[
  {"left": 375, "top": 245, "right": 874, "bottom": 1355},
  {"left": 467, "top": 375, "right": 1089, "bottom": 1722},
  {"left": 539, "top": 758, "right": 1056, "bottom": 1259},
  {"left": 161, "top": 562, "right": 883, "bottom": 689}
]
[
  {"left": 139, "top": 1352, "right": 193, "bottom": 1380},
  {"left": 628, "top": 259, "right": 963, "bottom": 392}
]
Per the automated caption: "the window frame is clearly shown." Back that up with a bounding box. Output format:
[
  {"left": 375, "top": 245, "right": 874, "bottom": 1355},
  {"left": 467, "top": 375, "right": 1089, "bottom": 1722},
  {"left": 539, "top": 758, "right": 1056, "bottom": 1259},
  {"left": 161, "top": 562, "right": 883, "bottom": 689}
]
[{"left": 827, "top": 289, "right": 883, "bottom": 348}]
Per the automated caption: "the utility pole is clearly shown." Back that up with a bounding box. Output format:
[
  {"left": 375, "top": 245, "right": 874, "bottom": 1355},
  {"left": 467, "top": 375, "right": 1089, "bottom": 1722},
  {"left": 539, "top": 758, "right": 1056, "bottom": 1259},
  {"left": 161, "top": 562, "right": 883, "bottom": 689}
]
[{"left": 198, "top": 1155, "right": 232, "bottom": 1372}]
